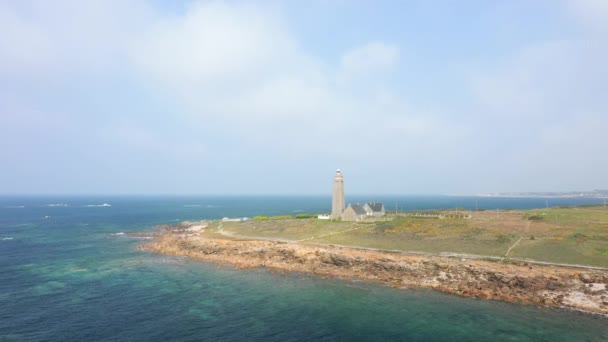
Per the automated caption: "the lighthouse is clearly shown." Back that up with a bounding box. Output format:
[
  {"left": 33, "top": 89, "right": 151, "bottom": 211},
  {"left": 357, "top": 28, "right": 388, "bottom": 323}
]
[{"left": 330, "top": 169, "right": 345, "bottom": 219}]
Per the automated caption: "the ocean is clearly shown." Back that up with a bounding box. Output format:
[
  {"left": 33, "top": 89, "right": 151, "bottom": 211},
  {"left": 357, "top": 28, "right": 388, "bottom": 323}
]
[{"left": 1, "top": 195, "right": 607, "bottom": 341}]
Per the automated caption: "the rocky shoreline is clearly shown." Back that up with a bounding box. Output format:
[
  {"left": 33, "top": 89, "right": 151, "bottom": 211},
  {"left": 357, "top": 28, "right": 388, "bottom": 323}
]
[{"left": 137, "top": 227, "right": 608, "bottom": 315}]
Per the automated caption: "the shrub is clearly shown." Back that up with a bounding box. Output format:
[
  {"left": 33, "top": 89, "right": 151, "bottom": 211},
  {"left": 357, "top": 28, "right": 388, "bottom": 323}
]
[
  {"left": 253, "top": 215, "right": 269, "bottom": 221},
  {"left": 594, "top": 247, "right": 608, "bottom": 254},
  {"left": 269, "top": 215, "right": 294, "bottom": 220},
  {"left": 295, "top": 213, "right": 315, "bottom": 219},
  {"left": 375, "top": 224, "right": 393, "bottom": 233},
  {"left": 526, "top": 214, "right": 544, "bottom": 221},
  {"left": 570, "top": 233, "right": 589, "bottom": 243},
  {"left": 496, "top": 234, "right": 513, "bottom": 244}
]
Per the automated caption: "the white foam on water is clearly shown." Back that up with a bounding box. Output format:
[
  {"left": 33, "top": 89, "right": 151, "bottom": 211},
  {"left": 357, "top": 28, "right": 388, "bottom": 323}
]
[
  {"left": 85, "top": 203, "right": 112, "bottom": 207},
  {"left": 111, "top": 232, "right": 126, "bottom": 236},
  {"left": 3, "top": 205, "right": 24, "bottom": 208},
  {"left": 1, "top": 237, "right": 14, "bottom": 241},
  {"left": 184, "top": 204, "right": 202, "bottom": 207}
]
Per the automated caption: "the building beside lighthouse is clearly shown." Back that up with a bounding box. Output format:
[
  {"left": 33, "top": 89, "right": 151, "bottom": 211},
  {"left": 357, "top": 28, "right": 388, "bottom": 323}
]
[
  {"left": 342, "top": 203, "right": 367, "bottom": 221},
  {"left": 327, "top": 169, "right": 385, "bottom": 221},
  {"left": 330, "top": 169, "right": 345, "bottom": 219}
]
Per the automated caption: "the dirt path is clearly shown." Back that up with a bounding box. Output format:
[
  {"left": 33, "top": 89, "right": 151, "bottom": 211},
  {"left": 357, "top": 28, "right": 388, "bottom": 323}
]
[
  {"left": 501, "top": 236, "right": 523, "bottom": 261},
  {"left": 505, "top": 236, "right": 523, "bottom": 257}
]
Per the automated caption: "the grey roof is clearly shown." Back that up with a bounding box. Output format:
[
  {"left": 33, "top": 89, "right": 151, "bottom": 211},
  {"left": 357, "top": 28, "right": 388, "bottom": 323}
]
[
  {"left": 348, "top": 204, "right": 367, "bottom": 215},
  {"left": 366, "top": 202, "right": 384, "bottom": 212}
]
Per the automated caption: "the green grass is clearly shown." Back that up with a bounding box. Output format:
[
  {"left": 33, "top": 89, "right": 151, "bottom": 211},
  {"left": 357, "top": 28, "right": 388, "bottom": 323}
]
[
  {"left": 221, "top": 218, "right": 353, "bottom": 240},
  {"left": 528, "top": 207, "right": 608, "bottom": 228},
  {"left": 510, "top": 239, "right": 608, "bottom": 267},
  {"left": 212, "top": 206, "right": 608, "bottom": 267},
  {"left": 309, "top": 225, "right": 512, "bottom": 256}
]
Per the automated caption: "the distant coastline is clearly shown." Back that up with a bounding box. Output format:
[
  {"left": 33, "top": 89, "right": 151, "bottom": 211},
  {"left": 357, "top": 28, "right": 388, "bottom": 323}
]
[{"left": 469, "top": 190, "right": 608, "bottom": 199}]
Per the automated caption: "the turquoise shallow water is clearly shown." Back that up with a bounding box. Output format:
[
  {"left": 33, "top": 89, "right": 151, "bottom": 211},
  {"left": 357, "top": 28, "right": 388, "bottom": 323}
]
[{"left": 1, "top": 196, "right": 607, "bottom": 341}]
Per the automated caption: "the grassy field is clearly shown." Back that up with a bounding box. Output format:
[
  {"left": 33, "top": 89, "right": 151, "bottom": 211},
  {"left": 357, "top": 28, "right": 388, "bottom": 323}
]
[
  {"left": 217, "top": 219, "right": 357, "bottom": 241},
  {"left": 213, "top": 205, "right": 608, "bottom": 267}
]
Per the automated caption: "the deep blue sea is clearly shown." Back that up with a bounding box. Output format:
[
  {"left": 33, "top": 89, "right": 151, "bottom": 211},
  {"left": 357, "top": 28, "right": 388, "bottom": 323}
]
[{"left": 1, "top": 195, "right": 607, "bottom": 341}]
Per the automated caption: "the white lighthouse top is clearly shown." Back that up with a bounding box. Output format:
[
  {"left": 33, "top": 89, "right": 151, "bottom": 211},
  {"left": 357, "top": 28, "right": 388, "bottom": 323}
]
[{"left": 336, "top": 169, "right": 342, "bottom": 173}]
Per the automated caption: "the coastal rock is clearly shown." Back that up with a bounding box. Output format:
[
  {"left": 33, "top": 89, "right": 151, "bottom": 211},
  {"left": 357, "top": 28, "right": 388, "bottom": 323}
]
[
  {"left": 580, "top": 273, "right": 592, "bottom": 283},
  {"left": 545, "top": 282, "right": 558, "bottom": 291},
  {"left": 138, "top": 230, "right": 608, "bottom": 315}
]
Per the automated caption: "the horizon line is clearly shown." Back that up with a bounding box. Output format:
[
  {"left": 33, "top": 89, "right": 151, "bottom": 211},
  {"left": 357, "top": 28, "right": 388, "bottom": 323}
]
[{"left": 0, "top": 192, "right": 605, "bottom": 198}]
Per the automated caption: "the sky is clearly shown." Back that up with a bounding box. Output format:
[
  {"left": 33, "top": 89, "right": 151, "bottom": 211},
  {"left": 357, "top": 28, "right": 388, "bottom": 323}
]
[{"left": 0, "top": 0, "right": 607, "bottom": 195}]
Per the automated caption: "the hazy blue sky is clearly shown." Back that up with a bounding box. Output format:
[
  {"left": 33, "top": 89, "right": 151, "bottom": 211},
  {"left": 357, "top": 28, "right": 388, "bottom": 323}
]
[{"left": 1, "top": 0, "right": 606, "bottom": 195}]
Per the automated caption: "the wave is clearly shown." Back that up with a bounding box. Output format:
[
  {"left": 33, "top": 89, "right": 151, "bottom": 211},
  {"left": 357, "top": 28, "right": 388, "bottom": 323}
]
[
  {"left": 111, "top": 232, "right": 125, "bottom": 236},
  {"left": 3, "top": 205, "right": 24, "bottom": 209},
  {"left": 184, "top": 204, "right": 202, "bottom": 207},
  {"left": 85, "top": 203, "right": 112, "bottom": 207},
  {"left": 1, "top": 237, "right": 14, "bottom": 241},
  {"left": 47, "top": 203, "right": 68, "bottom": 207}
]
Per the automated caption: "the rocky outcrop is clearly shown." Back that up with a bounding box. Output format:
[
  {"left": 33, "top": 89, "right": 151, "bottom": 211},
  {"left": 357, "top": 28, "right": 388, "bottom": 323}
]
[{"left": 138, "top": 233, "right": 608, "bottom": 315}]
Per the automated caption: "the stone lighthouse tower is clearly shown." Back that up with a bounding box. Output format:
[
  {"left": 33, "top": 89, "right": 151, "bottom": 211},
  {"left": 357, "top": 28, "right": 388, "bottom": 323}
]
[{"left": 331, "top": 169, "right": 345, "bottom": 219}]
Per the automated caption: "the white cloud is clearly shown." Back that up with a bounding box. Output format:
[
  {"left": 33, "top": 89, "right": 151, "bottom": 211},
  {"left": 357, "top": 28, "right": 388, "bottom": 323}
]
[
  {"left": 568, "top": 0, "right": 608, "bottom": 34},
  {"left": 0, "top": 1, "right": 443, "bottom": 165},
  {"left": 98, "top": 119, "right": 208, "bottom": 163},
  {"left": 2, "top": 0, "right": 605, "bottom": 193},
  {"left": 127, "top": 1, "right": 451, "bottom": 163},
  {"left": 0, "top": 4, "right": 55, "bottom": 72},
  {"left": 499, "top": 112, "right": 608, "bottom": 191},
  {"left": 339, "top": 41, "right": 400, "bottom": 75},
  {"left": 0, "top": 0, "right": 153, "bottom": 76},
  {"left": 464, "top": 6, "right": 608, "bottom": 191},
  {"left": 470, "top": 40, "right": 596, "bottom": 120},
  {"left": 130, "top": 2, "right": 298, "bottom": 85},
  {"left": 129, "top": 2, "right": 337, "bottom": 126}
]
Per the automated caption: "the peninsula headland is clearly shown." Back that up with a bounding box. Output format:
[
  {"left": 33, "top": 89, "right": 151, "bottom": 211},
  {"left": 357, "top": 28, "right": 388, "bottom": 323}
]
[{"left": 136, "top": 206, "right": 608, "bottom": 315}]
